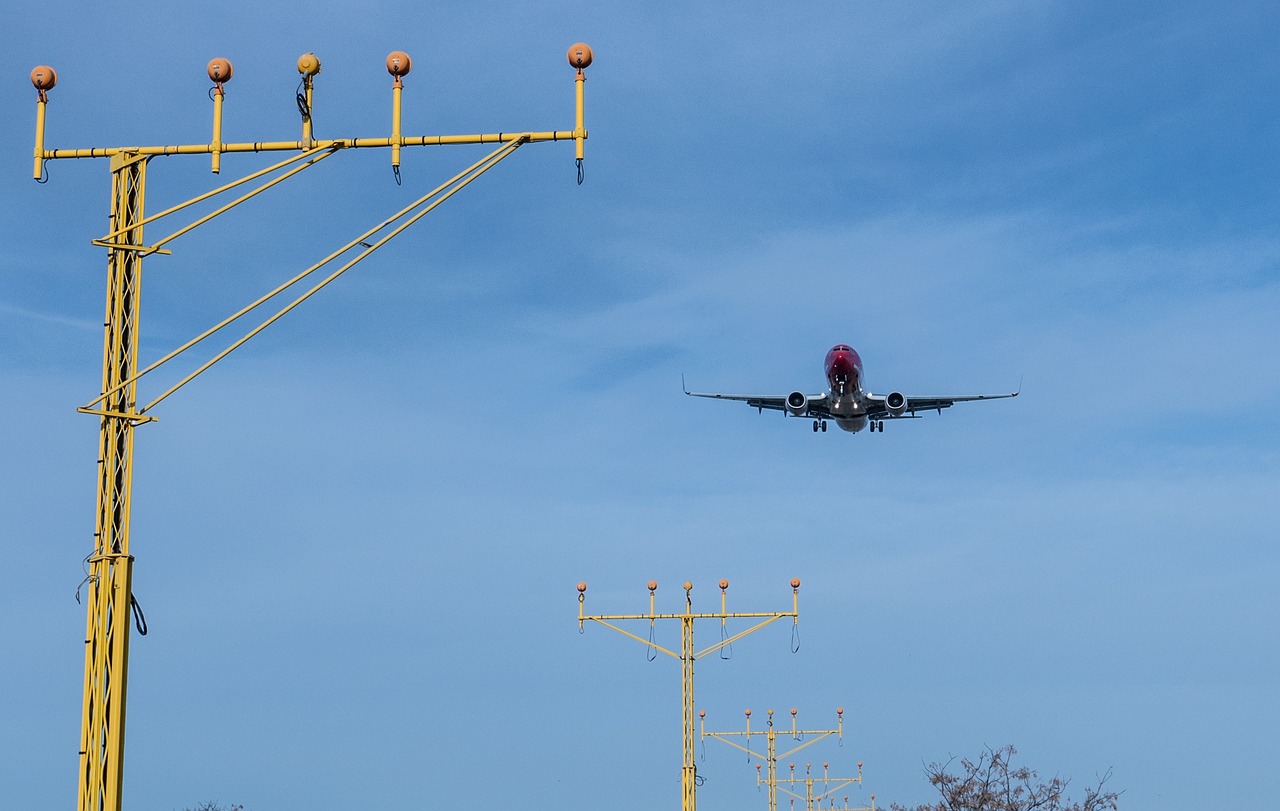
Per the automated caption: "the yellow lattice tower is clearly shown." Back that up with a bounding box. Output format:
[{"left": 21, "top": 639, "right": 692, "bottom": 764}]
[
  {"left": 30, "top": 44, "right": 594, "bottom": 811},
  {"left": 577, "top": 578, "right": 801, "bottom": 811}
]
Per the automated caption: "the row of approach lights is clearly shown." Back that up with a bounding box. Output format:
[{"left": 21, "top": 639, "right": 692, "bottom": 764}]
[
  {"left": 29, "top": 43, "right": 593, "bottom": 177},
  {"left": 29, "top": 44, "right": 595, "bottom": 99},
  {"left": 576, "top": 577, "right": 803, "bottom": 595}
]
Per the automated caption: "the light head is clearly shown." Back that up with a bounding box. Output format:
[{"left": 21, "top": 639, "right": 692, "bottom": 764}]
[
  {"left": 207, "top": 58, "right": 233, "bottom": 85},
  {"left": 386, "top": 51, "right": 412, "bottom": 78},
  {"left": 297, "top": 53, "right": 321, "bottom": 77},
  {"left": 566, "top": 42, "right": 593, "bottom": 70},
  {"left": 31, "top": 66, "right": 57, "bottom": 93}
]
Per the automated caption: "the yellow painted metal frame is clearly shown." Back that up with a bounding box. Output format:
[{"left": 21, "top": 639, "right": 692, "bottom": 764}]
[
  {"left": 578, "top": 580, "right": 800, "bottom": 811},
  {"left": 769, "top": 762, "right": 874, "bottom": 811},
  {"left": 32, "top": 48, "right": 591, "bottom": 811},
  {"left": 701, "top": 708, "right": 872, "bottom": 811}
]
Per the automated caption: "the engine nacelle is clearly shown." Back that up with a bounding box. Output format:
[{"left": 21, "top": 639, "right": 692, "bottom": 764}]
[
  {"left": 785, "top": 391, "right": 808, "bottom": 417},
  {"left": 885, "top": 391, "right": 907, "bottom": 416}
]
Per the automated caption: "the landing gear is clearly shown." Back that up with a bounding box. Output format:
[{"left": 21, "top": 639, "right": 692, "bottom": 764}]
[
  {"left": 821, "top": 420, "right": 827, "bottom": 432},
  {"left": 812, "top": 420, "right": 828, "bottom": 433},
  {"left": 813, "top": 420, "right": 819, "bottom": 432},
  {"left": 868, "top": 420, "right": 884, "bottom": 433}
]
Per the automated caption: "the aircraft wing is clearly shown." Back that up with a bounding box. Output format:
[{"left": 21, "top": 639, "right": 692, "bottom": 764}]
[
  {"left": 682, "top": 384, "right": 832, "bottom": 417},
  {"left": 864, "top": 389, "right": 1019, "bottom": 418}
]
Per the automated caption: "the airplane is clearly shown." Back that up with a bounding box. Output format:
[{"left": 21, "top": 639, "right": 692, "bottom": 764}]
[{"left": 683, "top": 343, "right": 1018, "bottom": 434}]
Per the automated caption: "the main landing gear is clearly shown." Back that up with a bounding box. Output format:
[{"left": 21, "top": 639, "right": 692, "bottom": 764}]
[
  {"left": 868, "top": 420, "right": 885, "bottom": 432},
  {"left": 812, "top": 419, "right": 827, "bottom": 432}
]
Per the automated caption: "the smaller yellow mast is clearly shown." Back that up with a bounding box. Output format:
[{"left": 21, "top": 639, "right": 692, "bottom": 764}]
[
  {"left": 701, "top": 707, "right": 874, "bottom": 811},
  {"left": 771, "top": 760, "right": 874, "bottom": 811},
  {"left": 578, "top": 578, "right": 800, "bottom": 811}
]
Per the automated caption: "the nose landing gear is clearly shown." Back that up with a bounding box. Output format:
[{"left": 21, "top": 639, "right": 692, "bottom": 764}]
[{"left": 812, "top": 419, "right": 827, "bottom": 432}]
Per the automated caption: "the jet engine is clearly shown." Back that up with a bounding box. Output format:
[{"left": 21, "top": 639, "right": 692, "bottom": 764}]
[
  {"left": 785, "top": 391, "right": 808, "bottom": 417},
  {"left": 885, "top": 391, "right": 907, "bottom": 416}
]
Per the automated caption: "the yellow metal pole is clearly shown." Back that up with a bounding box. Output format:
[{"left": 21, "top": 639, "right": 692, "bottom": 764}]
[
  {"left": 387, "top": 51, "right": 411, "bottom": 170},
  {"left": 297, "top": 53, "right": 320, "bottom": 148},
  {"left": 391, "top": 83, "right": 402, "bottom": 168},
  {"left": 30, "top": 66, "right": 56, "bottom": 180},
  {"left": 211, "top": 91, "right": 223, "bottom": 174},
  {"left": 207, "top": 59, "right": 232, "bottom": 174},
  {"left": 79, "top": 150, "right": 149, "bottom": 811},
  {"left": 574, "top": 69, "right": 586, "bottom": 162},
  {"left": 33, "top": 96, "right": 48, "bottom": 180},
  {"left": 567, "top": 43, "right": 591, "bottom": 162}
]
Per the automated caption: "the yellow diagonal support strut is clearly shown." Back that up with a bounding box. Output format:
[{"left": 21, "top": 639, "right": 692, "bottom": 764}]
[
  {"left": 83, "top": 138, "right": 521, "bottom": 414},
  {"left": 29, "top": 45, "right": 594, "bottom": 811},
  {"left": 577, "top": 578, "right": 801, "bottom": 811}
]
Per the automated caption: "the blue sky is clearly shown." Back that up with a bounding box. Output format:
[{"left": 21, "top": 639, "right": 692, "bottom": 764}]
[{"left": 2, "top": 2, "right": 1276, "bottom": 810}]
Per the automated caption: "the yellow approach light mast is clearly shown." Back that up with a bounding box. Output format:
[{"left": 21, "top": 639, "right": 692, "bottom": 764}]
[
  {"left": 771, "top": 762, "right": 875, "bottom": 811},
  {"left": 700, "top": 707, "right": 874, "bottom": 811},
  {"left": 30, "top": 44, "right": 593, "bottom": 811},
  {"left": 577, "top": 579, "right": 801, "bottom": 811}
]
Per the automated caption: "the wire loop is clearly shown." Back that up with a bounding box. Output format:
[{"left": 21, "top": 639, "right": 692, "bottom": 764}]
[
  {"left": 130, "top": 593, "right": 148, "bottom": 636},
  {"left": 295, "top": 79, "right": 311, "bottom": 123}
]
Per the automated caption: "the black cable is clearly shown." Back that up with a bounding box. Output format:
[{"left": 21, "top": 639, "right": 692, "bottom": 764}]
[
  {"left": 392, "top": 164, "right": 402, "bottom": 186},
  {"left": 576, "top": 158, "right": 585, "bottom": 185},
  {"left": 75, "top": 574, "right": 93, "bottom": 604},
  {"left": 35, "top": 160, "right": 49, "bottom": 184},
  {"left": 295, "top": 78, "right": 311, "bottom": 123},
  {"left": 130, "top": 593, "right": 148, "bottom": 636}
]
